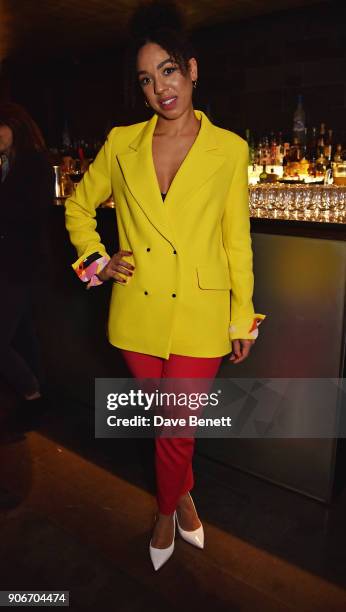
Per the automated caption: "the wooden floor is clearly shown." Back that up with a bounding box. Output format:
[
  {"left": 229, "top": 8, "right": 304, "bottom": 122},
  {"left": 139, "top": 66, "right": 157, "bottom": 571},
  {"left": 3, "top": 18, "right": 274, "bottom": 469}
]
[{"left": 1, "top": 387, "right": 346, "bottom": 612}]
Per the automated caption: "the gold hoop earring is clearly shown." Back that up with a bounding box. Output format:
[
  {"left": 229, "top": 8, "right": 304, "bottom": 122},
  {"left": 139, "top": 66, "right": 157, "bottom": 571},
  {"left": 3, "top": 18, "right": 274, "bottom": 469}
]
[
  {"left": 192, "top": 80, "right": 197, "bottom": 89},
  {"left": 144, "top": 99, "right": 150, "bottom": 108}
]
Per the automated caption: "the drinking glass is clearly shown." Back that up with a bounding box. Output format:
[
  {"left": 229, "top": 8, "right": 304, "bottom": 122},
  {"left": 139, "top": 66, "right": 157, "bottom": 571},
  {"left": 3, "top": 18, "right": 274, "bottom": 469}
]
[
  {"left": 275, "top": 187, "right": 286, "bottom": 218},
  {"left": 68, "top": 159, "right": 83, "bottom": 186},
  {"left": 319, "top": 186, "right": 331, "bottom": 220},
  {"left": 308, "top": 186, "right": 322, "bottom": 220}
]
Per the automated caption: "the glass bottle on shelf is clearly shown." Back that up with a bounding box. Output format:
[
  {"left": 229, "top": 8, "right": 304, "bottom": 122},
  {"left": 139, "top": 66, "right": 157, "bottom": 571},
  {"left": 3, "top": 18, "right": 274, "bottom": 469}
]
[
  {"left": 289, "top": 137, "right": 301, "bottom": 162},
  {"left": 259, "top": 164, "right": 268, "bottom": 183},
  {"left": 332, "top": 145, "right": 346, "bottom": 185},
  {"left": 282, "top": 143, "right": 290, "bottom": 172},
  {"left": 307, "top": 127, "right": 317, "bottom": 162},
  {"left": 299, "top": 143, "right": 310, "bottom": 178},
  {"left": 256, "top": 138, "right": 263, "bottom": 165},
  {"left": 268, "top": 168, "right": 278, "bottom": 182},
  {"left": 333, "top": 144, "right": 343, "bottom": 163},
  {"left": 324, "top": 129, "right": 333, "bottom": 167},
  {"left": 262, "top": 135, "right": 270, "bottom": 165},
  {"left": 245, "top": 128, "right": 256, "bottom": 165},
  {"left": 269, "top": 132, "right": 277, "bottom": 165},
  {"left": 315, "top": 149, "right": 327, "bottom": 178},
  {"left": 275, "top": 132, "right": 284, "bottom": 165},
  {"left": 317, "top": 123, "right": 326, "bottom": 172}
]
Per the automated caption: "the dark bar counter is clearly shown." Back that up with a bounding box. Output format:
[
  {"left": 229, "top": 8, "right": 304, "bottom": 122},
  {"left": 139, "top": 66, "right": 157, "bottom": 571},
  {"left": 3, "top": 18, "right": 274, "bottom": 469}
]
[
  {"left": 251, "top": 215, "right": 346, "bottom": 241},
  {"left": 204, "top": 214, "right": 346, "bottom": 504},
  {"left": 41, "top": 203, "right": 346, "bottom": 504}
]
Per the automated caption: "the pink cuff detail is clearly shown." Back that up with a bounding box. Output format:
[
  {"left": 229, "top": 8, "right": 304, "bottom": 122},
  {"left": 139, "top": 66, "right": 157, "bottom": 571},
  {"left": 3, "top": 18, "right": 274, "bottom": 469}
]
[
  {"left": 247, "top": 314, "right": 266, "bottom": 339},
  {"left": 229, "top": 313, "right": 266, "bottom": 340},
  {"left": 75, "top": 254, "right": 110, "bottom": 289}
]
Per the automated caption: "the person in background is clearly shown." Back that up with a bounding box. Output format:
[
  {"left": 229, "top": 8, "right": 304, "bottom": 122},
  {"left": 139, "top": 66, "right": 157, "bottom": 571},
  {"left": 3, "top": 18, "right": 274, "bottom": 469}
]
[{"left": 0, "top": 102, "right": 54, "bottom": 421}]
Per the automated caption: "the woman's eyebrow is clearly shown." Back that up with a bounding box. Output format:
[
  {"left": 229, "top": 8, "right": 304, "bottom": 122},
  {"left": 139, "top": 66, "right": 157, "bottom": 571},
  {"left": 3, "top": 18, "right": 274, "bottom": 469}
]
[{"left": 137, "top": 57, "right": 173, "bottom": 76}]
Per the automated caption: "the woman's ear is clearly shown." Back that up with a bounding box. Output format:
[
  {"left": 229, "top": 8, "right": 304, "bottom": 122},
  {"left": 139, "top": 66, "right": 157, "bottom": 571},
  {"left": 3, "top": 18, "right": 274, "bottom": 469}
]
[{"left": 188, "top": 57, "right": 198, "bottom": 82}]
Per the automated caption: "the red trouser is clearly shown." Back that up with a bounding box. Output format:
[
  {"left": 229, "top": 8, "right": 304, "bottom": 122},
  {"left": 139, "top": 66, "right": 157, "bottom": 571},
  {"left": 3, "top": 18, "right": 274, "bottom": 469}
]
[{"left": 120, "top": 350, "right": 222, "bottom": 515}]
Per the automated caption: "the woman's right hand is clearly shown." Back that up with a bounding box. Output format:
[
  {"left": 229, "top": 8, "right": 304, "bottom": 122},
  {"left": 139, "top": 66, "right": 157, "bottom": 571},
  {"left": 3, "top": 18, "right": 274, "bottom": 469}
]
[{"left": 97, "top": 250, "right": 135, "bottom": 283}]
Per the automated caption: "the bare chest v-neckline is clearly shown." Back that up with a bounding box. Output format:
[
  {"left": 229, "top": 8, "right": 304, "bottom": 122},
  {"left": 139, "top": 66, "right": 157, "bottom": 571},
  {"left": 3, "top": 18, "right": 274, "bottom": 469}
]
[{"left": 151, "top": 120, "right": 201, "bottom": 198}]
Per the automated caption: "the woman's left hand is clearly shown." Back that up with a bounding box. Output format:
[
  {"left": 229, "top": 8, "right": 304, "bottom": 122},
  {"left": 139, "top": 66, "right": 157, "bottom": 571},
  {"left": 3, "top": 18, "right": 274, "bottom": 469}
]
[{"left": 229, "top": 339, "right": 255, "bottom": 364}]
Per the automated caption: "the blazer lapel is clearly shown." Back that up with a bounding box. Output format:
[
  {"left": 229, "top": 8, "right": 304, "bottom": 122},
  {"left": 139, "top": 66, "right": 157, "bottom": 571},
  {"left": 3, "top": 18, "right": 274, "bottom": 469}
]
[
  {"left": 116, "top": 109, "right": 226, "bottom": 243},
  {"left": 117, "top": 113, "right": 175, "bottom": 243},
  {"left": 163, "top": 110, "right": 227, "bottom": 218}
]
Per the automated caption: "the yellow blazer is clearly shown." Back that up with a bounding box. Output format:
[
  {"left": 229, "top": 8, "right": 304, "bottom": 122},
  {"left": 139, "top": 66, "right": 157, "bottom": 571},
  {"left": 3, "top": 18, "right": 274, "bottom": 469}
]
[{"left": 65, "top": 109, "right": 265, "bottom": 359}]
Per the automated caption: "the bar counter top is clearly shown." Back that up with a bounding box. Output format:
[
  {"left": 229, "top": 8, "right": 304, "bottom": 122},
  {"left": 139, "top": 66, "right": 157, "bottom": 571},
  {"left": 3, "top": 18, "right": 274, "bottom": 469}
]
[{"left": 54, "top": 180, "right": 346, "bottom": 240}]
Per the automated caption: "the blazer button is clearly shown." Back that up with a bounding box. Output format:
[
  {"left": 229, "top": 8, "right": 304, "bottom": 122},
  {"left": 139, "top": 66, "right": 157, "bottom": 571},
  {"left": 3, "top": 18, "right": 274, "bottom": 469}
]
[
  {"left": 144, "top": 291, "right": 148, "bottom": 295},
  {"left": 172, "top": 293, "right": 176, "bottom": 298},
  {"left": 146, "top": 247, "right": 151, "bottom": 252}
]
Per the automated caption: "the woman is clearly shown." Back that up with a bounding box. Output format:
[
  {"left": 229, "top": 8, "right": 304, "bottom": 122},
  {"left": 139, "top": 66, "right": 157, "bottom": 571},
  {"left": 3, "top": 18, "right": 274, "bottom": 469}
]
[
  {"left": 0, "top": 102, "right": 54, "bottom": 418},
  {"left": 65, "top": 1, "right": 266, "bottom": 571}
]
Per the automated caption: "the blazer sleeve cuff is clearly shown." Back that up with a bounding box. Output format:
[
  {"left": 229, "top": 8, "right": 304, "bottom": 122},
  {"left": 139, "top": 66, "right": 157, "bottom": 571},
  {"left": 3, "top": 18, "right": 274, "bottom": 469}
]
[
  {"left": 229, "top": 313, "right": 266, "bottom": 340},
  {"left": 72, "top": 251, "right": 110, "bottom": 289}
]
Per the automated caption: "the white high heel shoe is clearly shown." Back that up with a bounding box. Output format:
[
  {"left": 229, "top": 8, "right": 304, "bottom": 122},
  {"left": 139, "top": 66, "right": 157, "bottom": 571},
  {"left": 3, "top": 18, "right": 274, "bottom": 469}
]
[
  {"left": 149, "top": 511, "right": 176, "bottom": 571},
  {"left": 175, "top": 492, "right": 204, "bottom": 549}
]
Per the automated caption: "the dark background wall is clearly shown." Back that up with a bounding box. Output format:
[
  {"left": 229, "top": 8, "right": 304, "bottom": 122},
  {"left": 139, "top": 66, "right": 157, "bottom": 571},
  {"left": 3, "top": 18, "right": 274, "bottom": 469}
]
[
  {"left": 196, "top": 0, "right": 346, "bottom": 144},
  {"left": 1, "top": 1, "right": 345, "bottom": 147}
]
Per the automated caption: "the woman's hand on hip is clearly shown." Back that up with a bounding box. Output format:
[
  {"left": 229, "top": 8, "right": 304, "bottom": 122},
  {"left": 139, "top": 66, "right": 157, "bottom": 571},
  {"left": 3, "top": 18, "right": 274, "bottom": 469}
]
[
  {"left": 229, "top": 339, "right": 255, "bottom": 364},
  {"left": 97, "top": 250, "right": 135, "bottom": 283}
]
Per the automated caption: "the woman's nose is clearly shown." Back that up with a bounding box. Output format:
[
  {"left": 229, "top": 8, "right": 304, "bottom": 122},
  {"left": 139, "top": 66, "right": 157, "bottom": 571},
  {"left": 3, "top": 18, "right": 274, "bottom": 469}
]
[{"left": 154, "top": 77, "right": 166, "bottom": 95}]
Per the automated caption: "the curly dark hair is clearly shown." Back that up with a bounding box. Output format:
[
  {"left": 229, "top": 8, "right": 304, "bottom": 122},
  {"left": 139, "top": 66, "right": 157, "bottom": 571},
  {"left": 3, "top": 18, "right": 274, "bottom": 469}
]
[
  {"left": 0, "top": 102, "right": 46, "bottom": 164},
  {"left": 124, "top": 1, "right": 197, "bottom": 108}
]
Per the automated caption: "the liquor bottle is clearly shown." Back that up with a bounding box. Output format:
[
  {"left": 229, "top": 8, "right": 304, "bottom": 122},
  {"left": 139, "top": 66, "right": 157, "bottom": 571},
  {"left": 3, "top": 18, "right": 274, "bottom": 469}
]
[
  {"left": 316, "top": 123, "right": 326, "bottom": 170},
  {"left": 300, "top": 142, "right": 308, "bottom": 161},
  {"left": 245, "top": 128, "right": 256, "bottom": 165},
  {"left": 269, "top": 132, "right": 277, "bottom": 165},
  {"left": 259, "top": 164, "right": 268, "bottom": 182},
  {"left": 290, "top": 137, "right": 301, "bottom": 162},
  {"left": 262, "top": 135, "right": 270, "bottom": 165},
  {"left": 268, "top": 168, "right": 278, "bottom": 182},
  {"left": 293, "top": 94, "right": 306, "bottom": 145},
  {"left": 308, "top": 158, "right": 316, "bottom": 178},
  {"left": 324, "top": 129, "right": 333, "bottom": 165},
  {"left": 303, "top": 127, "right": 308, "bottom": 150},
  {"left": 315, "top": 149, "right": 327, "bottom": 177},
  {"left": 299, "top": 137, "right": 310, "bottom": 177},
  {"left": 282, "top": 143, "right": 290, "bottom": 170},
  {"left": 334, "top": 144, "right": 343, "bottom": 163},
  {"left": 256, "top": 138, "right": 263, "bottom": 165},
  {"left": 275, "top": 132, "right": 284, "bottom": 165},
  {"left": 307, "top": 127, "right": 318, "bottom": 162}
]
